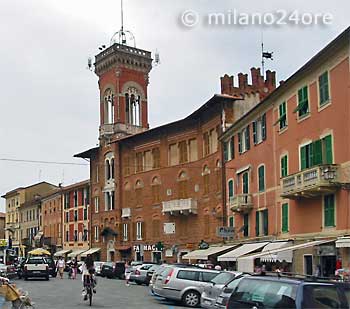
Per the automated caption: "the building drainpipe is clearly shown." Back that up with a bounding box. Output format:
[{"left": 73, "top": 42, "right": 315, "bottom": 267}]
[
  {"left": 221, "top": 104, "right": 228, "bottom": 234},
  {"left": 272, "top": 102, "right": 278, "bottom": 239}
]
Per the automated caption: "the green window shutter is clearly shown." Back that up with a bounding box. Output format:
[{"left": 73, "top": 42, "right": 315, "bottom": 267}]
[
  {"left": 253, "top": 121, "right": 257, "bottom": 144},
  {"left": 319, "top": 72, "right": 329, "bottom": 105},
  {"left": 246, "top": 126, "right": 250, "bottom": 150},
  {"left": 281, "top": 156, "right": 288, "bottom": 177},
  {"left": 243, "top": 214, "right": 249, "bottom": 237},
  {"left": 263, "top": 209, "right": 268, "bottom": 235},
  {"left": 229, "top": 216, "right": 234, "bottom": 227},
  {"left": 243, "top": 172, "right": 249, "bottom": 194},
  {"left": 300, "top": 146, "right": 307, "bottom": 170},
  {"left": 296, "top": 86, "right": 309, "bottom": 116},
  {"left": 228, "top": 180, "right": 234, "bottom": 198},
  {"left": 282, "top": 203, "right": 289, "bottom": 233},
  {"left": 324, "top": 195, "right": 335, "bottom": 227},
  {"left": 238, "top": 133, "right": 242, "bottom": 154},
  {"left": 323, "top": 135, "right": 333, "bottom": 164},
  {"left": 230, "top": 137, "right": 235, "bottom": 159},
  {"left": 224, "top": 142, "right": 228, "bottom": 161},
  {"left": 258, "top": 166, "right": 265, "bottom": 192},
  {"left": 312, "top": 140, "right": 323, "bottom": 165},
  {"left": 255, "top": 211, "right": 260, "bottom": 236},
  {"left": 262, "top": 114, "right": 267, "bottom": 140}
]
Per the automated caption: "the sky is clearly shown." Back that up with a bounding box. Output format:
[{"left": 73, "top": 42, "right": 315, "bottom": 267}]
[{"left": 0, "top": 0, "right": 349, "bottom": 212}]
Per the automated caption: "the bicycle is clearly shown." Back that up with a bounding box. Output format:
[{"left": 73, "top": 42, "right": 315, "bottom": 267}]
[{"left": 83, "top": 274, "right": 93, "bottom": 306}]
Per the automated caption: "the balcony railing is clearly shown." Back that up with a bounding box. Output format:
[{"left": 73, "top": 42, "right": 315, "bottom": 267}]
[
  {"left": 162, "top": 198, "right": 198, "bottom": 215},
  {"left": 121, "top": 208, "right": 131, "bottom": 218},
  {"left": 229, "top": 194, "right": 253, "bottom": 213},
  {"left": 281, "top": 164, "right": 340, "bottom": 199}
]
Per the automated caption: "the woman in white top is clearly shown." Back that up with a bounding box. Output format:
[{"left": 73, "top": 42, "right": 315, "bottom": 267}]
[{"left": 56, "top": 257, "right": 65, "bottom": 279}]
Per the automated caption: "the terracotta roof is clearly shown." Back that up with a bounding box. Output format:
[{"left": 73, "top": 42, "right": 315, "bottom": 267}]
[{"left": 61, "top": 179, "right": 90, "bottom": 192}]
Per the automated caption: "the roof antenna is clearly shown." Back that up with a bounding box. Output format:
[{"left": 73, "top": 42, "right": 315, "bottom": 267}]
[
  {"left": 261, "top": 31, "right": 273, "bottom": 76},
  {"left": 110, "top": 0, "right": 136, "bottom": 47}
]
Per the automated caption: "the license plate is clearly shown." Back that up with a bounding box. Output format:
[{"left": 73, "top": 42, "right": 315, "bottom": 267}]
[
  {"left": 33, "top": 271, "right": 41, "bottom": 273},
  {"left": 217, "top": 297, "right": 223, "bottom": 304}
]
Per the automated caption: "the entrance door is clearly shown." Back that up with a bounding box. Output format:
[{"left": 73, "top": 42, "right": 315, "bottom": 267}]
[
  {"left": 152, "top": 252, "right": 162, "bottom": 264},
  {"left": 242, "top": 172, "right": 249, "bottom": 194},
  {"left": 321, "top": 256, "right": 336, "bottom": 277},
  {"left": 304, "top": 255, "right": 313, "bottom": 275},
  {"left": 109, "top": 251, "right": 115, "bottom": 262}
]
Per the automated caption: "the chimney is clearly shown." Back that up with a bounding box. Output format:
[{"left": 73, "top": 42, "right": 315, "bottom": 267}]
[
  {"left": 265, "top": 70, "right": 276, "bottom": 88},
  {"left": 251, "top": 67, "right": 260, "bottom": 87},
  {"left": 220, "top": 74, "right": 234, "bottom": 94},
  {"left": 238, "top": 73, "right": 248, "bottom": 89}
]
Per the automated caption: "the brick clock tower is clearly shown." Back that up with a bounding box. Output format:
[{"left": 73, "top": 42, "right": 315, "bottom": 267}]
[{"left": 94, "top": 41, "right": 153, "bottom": 142}]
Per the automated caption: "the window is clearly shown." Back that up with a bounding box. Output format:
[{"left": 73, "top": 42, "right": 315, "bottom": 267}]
[
  {"left": 319, "top": 71, "right": 330, "bottom": 106},
  {"left": 104, "top": 192, "right": 110, "bottom": 211},
  {"left": 125, "top": 88, "right": 141, "bottom": 126},
  {"left": 282, "top": 203, "right": 289, "bottom": 233},
  {"left": 203, "top": 166, "right": 210, "bottom": 195},
  {"left": 110, "top": 191, "right": 115, "bottom": 210},
  {"left": 228, "top": 180, "right": 234, "bottom": 201},
  {"left": 151, "top": 177, "right": 161, "bottom": 204},
  {"left": 179, "top": 141, "right": 188, "bottom": 164},
  {"left": 94, "top": 226, "right": 99, "bottom": 241},
  {"left": 243, "top": 214, "right": 249, "bottom": 237},
  {"left": 123, "top": 156, "right": 131, "bottom": 176},
  {"left": 189, "top": 139, "right": 198, "bottom": 162},
  {"left": 177, "top": 270, "right": 199, "bottom": 281},
  {"left": 136, "top": 222, "right": 143, "bottom": 240},
  {"left": 74, "top": 191, "right": 78, "bottom": 207},
  {"left": 64, "top": 193, "right": 70, "bottom": 209},
  {"left": 94, "top": 197, "right": 99, "bottom": 213},
  {"left": 224, "top": 137, "right": 235, "bottom": 162},
  {"left": 83, "top": 207, "right": 88, "bottom": 220},
  {"left": 123, "top": 223, "right": 128, "bottom": 241},
  {"left": 201, "top": 272, "right": 218, "bottom": 282},
  {"left": 324, "top": 194, "right": 335, "bottom": 227},
  {"left": 229, "top": 216, "right": 235, "bottom": 228},
  {"left": 104, "top": 88, "right": 114, "bottom": 124},
  {"left": 95, "top": 165, "right": 99, "bottom": 182},
  {"left": 295, "top": 86, "right": 309, "bottom": 117},
  {"left": 281, "top": 155, "right": 288, "bottom": 177},
  {"left": 238, "top": 125, "right": 250, "bottom": 154},
  {"left": 83, "top": 229, "right": 88, "bottom": 241},
  {"left": 242, "top": 172, "right": 249, "bottom": 194},
  {"left": 152, "top": 148, "right": 160, "bottom": 169},
  {"left": 203, "top": 132, "right": 210, "bottom": 156},
  {"left": 136, "top": 152, "right": 143, "bottom": 173},
  {"left": 300, "top": 143, "right": 313, "bottom": 170},
  {"left": 256, "top": 209, "right": 268, "bottom": 236},
  {"left": 258, "top": 165, "right": 265, "bottom": 192},
  {"left": 74, "top": 230, "right": 78, "bottom": 242},
  {"left": 74, "top": 210, "right": 78, "bottom": 222},
  {"left": 253, "top": 114, "right": 266, "bottom": 144},
  {"left": 65, "top": 212, "right": 69, "bottom": 223},
  {"left": 277, "top": 102, "right": 287, "bottom": 129}
]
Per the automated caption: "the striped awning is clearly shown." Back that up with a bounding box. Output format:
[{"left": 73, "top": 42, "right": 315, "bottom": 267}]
[
  {"left": 81, "top": 248, "right": 101, "bottom": 257},
  {"left": 54, "top": 249, "right": 72, "bottom": 257},
  {"left": 67, "top": 249, "right": 88, "bottom": 258},
  {"left": 182, "top": 245, "right": 236, "bottom": 260}
]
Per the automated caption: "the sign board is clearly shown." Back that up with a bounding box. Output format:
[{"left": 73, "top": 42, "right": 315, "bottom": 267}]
[
  {"left": 216, "top": 227, "right": 235, "bottom": 238},
  {"left": 133, "top": 244, "right": 157, "bottom": 252},
  {"left": 165, "top": 249, "right": 173, "bottom": 257},
  {"left": 0, "top": 239, "right": 7, "bottom": 247},
  {"left": 164, "top": 223, "right": 175, "bottom": 234},
  {"left": 317, "top": 245, "right": 336, "bottom": 256}
]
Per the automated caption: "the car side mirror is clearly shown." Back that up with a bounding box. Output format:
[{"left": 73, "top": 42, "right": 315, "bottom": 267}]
[{"left": 223, "top": 288, "right": 233, "bottom": 293}]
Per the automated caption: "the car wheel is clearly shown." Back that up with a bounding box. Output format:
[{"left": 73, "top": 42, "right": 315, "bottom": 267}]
[
  {"left": 46, "top": 276, "right": 50, "bottom": 281},
  {"left": 182, "top": 290, "right": 200, "bottom": 308}
]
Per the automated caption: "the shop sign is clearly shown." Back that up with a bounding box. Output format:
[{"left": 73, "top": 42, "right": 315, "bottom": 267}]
[
  {"left": 165, "top": 249, "right": 173, "bottom": 257},
  {"left": 216, "top": 227, "right": 235, "bottom": 237},
  {"left": 133, "top": 244, "right": 157, "bottom": 252}
]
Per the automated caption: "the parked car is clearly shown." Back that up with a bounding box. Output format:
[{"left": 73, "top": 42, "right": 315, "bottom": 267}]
[
  {"left": 44, "top": 256, "right": 57, "bottom": 278},
  {"left": 201, "top": 271, "right": 241, "bottom": 309},
  {"left": 145, "top": 264, "right": 161, "bottom": 286},
  {"left": 214, "top": 274, "right": 249, "bottom": 309},
  {"left": 94, "top": 261, "right": 105, "bottom": 276},
  {"left": 114, "top": 261, "right": 126, "bottom": 279},
  {"left": 129, "top": 263, "right": 155, "bottom": 285},
  {"left": 101, "top": 262, "right": 115, "bottom": 278},
  {"left": 153, "top": 266, "right": 220, "bottom": 307},
  {"left": 0, "top": 263, "right": 17, "bottom": 279},
  {"left": 226, "top": 275, "right": 350, "bottom": 309},
  {"left": 23, "top": 256, "right": 50, "bottom": 280}
]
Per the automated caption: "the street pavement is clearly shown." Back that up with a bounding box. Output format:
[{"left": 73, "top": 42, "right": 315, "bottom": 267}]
[{"left": 7, "top": 275, "right": 188, "bottom": 309}]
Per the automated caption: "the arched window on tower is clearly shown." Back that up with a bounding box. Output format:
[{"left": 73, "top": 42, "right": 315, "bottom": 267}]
[
  {"left": 104, "top": 89, "right": 114, "bottom": 124},
  {"left": 125, "top": 87, "right": 141, "bottom": 126}
]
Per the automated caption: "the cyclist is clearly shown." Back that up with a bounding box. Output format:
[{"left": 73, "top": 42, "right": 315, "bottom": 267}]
[{"left": 81, "top": 254, "right": 96, "bottom": 301}]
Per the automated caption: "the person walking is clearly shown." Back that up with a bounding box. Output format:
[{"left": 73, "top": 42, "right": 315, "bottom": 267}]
[
  {"left": 124, "top": 261, "right": 131, "bottom": 286},
  {"left": 56, "top": 257, "right": 65, "bottom": 279},
  {"left": 72, "top": 258, "right": 78, "bottom": 280}
]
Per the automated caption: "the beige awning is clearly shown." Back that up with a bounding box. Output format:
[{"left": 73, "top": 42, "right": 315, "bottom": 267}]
[
  {"left": 81, "top": 248, "right": 101, "bottom": 257},
  {"left": 218, "top": 242, "right": 269, "bottom": 262},
  {"left": 54, "top": 249, "right": 72, "bottom": 257},
  {"left": 336, "top": 237, "right": 350, "bottom": 248},
  {"left": 67, "top": 249, "right": 88, "bottom": 258},
  {"left": 260, "top": 241, "right": 292, "bottom": 263},
  {"left": 182, "top": 245, "right": 236, "bottom": 260}
]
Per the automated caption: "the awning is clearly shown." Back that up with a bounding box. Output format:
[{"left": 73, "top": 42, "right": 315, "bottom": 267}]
[
  {"left": 218, "top": 242, "right": 269, "bottom": 262},
  {"left": 67, "top": 249, "right": 88, "bottom": 258},
  {"left": 182, "top": 245, "right": 236, "bottom": 260},
  {"left": 116, "top": 245, "right": 131, "bottom": 251},
  {"left": 260, "top": 241, "right": 292, "bottom": 263},
  {"left": 81, "top": 248, "right": 101, "bottom": 257},
  {"left": 237, "top": 239, "right": 335, "bottom": 271},
  {"left": 336, "top": 237, "right": 350, "bottom": 248},
  {"left": 34, "top": 231, "right": 44, "bottom": 241},
  {"left": 54, "top": 249, "right": 72, "bottom": 257},
  {"left": 236, "top": 165, "right": 251, "bottom": 175}
]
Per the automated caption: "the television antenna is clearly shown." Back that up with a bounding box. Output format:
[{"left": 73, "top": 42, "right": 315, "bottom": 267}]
[
  {"left": 110, "top": 0, "right": 136, "bottom": 47},
  {"left": 153, "top": 49, "right": 161, "bottom": 67},
  {"left": 261, "top": 32, "right": 273, "bottom": 75}
]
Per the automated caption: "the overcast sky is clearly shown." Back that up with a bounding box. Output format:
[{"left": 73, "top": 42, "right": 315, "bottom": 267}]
[{"left": 0, "top": 0, "right": 349, "bottom": 212}]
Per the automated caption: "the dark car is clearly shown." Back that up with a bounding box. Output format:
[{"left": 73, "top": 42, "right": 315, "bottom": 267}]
[
  {"left": 101, "top": 262, "right": 125, "bottom": 279},
  {"left": 227, "top": 275, "right": 350, "bottom": 309},
  {"left": 44, "top": 256, "right": 57, "bottom": 278},
  {"left": 16, "top": 259, "right": 27, "bottom": 279}
]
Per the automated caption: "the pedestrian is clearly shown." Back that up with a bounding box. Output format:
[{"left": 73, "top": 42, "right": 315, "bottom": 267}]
[
  {"left": 124, "top": 261, "right": 131, "bottom": 286},
  {"left": 72, "top": 258, "right": 78, "bottom": 280},
  {"left": 214, "top": 265, "right": 222, "bottom": 271},
  {"left": 56, "top": 257, "right": 65, "bottom": 279}
]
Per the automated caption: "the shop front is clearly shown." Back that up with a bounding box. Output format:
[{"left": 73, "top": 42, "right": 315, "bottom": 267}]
[{"left": 133, "top": 243, "right": 164, "bottom": 262}]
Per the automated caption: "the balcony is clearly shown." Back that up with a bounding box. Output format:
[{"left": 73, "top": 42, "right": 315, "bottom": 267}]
[
  {"left": 162, "top": 198, "right": 198, "bottom": 215},
  {"left": 99, "top": 123, "right": 147, "bottom": 139},
  {"left": 281, "top": 164, "right": 340, "bottom": 199},
  {"left": 229, "top": 194, "right": 253, "bottom": 213},
  {"left": 121, "top": 208, "right": 131, "bottom": 218}
]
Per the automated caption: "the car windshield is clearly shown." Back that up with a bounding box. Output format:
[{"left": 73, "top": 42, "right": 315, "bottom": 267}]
[
  {"left": 104, "top": 262, "right": 113, "bottom": 266},
  {"left": 211, "top": 272, "right": 235, "bottom": 285},
  {"left": 26, "top": 258, "right": 46, "bottom": 264},
  {"left": 231, "top": 278, "right": 297, "bottom": 308}
]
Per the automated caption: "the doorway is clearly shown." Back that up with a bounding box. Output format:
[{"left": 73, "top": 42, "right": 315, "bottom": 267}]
[
  {"left": 304, "top": 255, "right": 313, "bottom": 275},
  {"left": 321, "top": 256, "right": 336, "bottom": 277},
  {"left": 152, "top": 251, "right": 162, "bottom": 264}
]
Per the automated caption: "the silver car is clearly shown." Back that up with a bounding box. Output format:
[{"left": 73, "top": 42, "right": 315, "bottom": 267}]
[
  {"left": 129, "top": 263, "right": 155, "bottom": 285},
  {"left": 153, "top": 266, "right": 220, "bottom": 307},
  {"left": 201, "top": 271, "right": 241, "bottom": 308}
]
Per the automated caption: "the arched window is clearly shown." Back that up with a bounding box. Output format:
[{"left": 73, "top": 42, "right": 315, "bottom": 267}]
[
  {"left": 125, "top": 87, "right": 141, "bottom": 126},
  {"left": 105, "top": 153, "right": 114, "bottom": 181},
  {"left": 104, "top": 89, "right": 114, "bottom": 124},
  {"left": 151, "top": 177, "right": 161, "bottom": 204},
  {"left": 202, "top": 166, "right": 210, "bottom": 195},
  {"left": 178, "top": 172, "right": 188, "bottom": 199},
  {"left": 105, "top": 160, "right": 111, "bottom": 180},
  {"left": 228, "top": 179, "right": 234, "bottom": 201}
]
